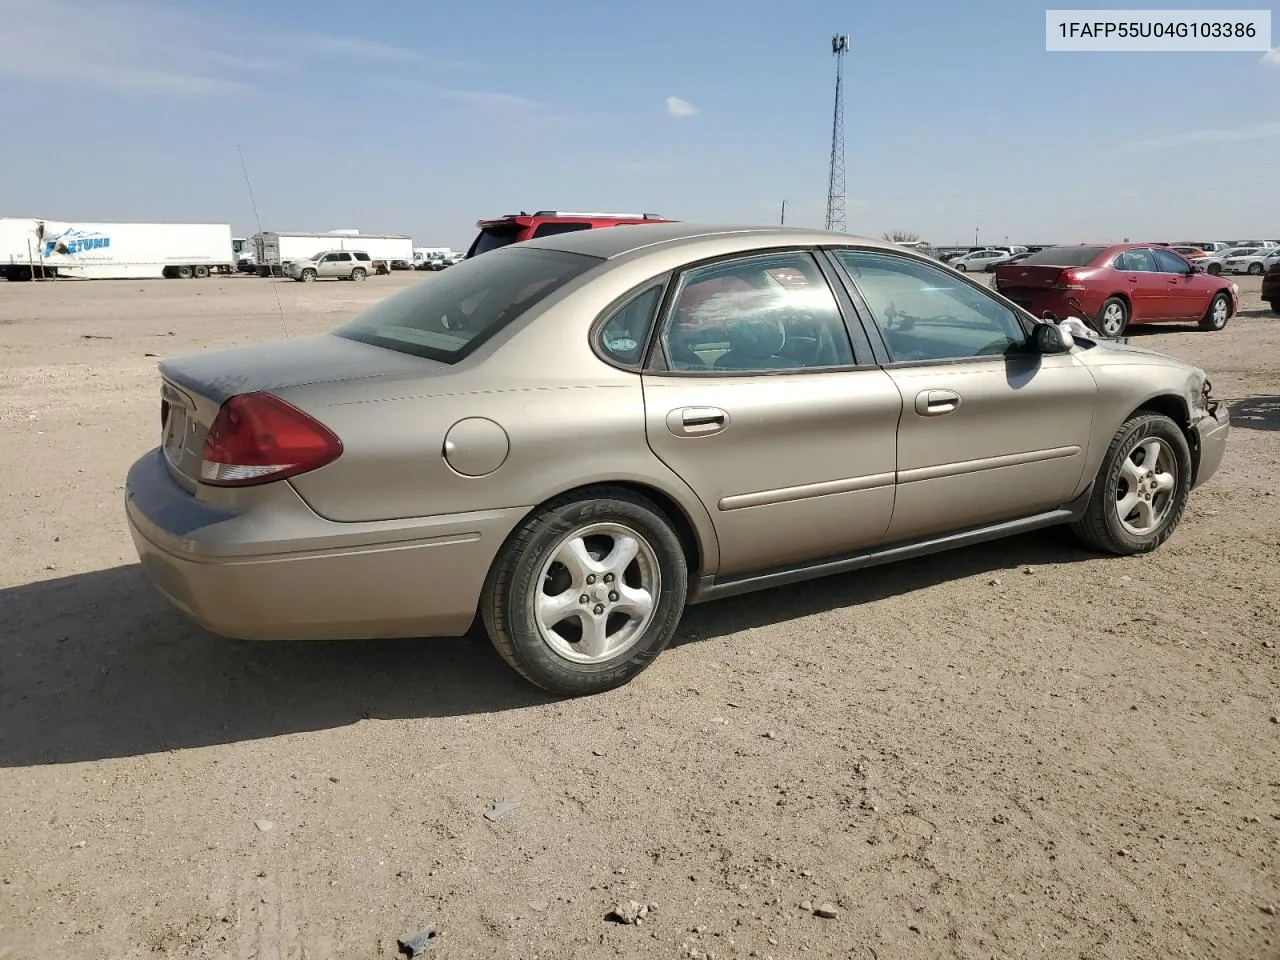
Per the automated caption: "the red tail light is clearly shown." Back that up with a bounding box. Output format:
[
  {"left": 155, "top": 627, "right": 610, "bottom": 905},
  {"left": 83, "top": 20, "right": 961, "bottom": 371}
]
[
  {"left": 1054, "top": 269, "right": 1086, "bottom": 290},
  {"left": 200, "top": 392, "right": 342, "bottom": 487}
]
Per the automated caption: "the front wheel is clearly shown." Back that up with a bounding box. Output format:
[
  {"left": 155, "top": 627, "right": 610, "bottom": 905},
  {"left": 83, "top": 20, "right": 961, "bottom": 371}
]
[
  {"left": 1070, "top": 412, "right": 1191, "bottom": 556},
  {"left": 1248, "top": 262, "right": 1264, "bottom": 276},
  {"left": 1270, "top": 300, "right": 1280, "bottom": 316},
  {"left": 1207, "top": 263, "right": 1222, "bottom": 275},
  {"left": 954, "top": 262, "right": 967, "bottom": 272},
  {"left": 350, "top": 268, "right": 367, "bottom": 282},
  {"left": 481, "top": 488, "right": 689, "bottom": 696},
  {"left": 1199, "top": 291, "right": 1231, "bottom": 331},
  {"left": 1097, "top": 296, "right": 1129, "bottom": 337},
  {"left": 299, "top": 268, "right": 317, "bottom": 283}
]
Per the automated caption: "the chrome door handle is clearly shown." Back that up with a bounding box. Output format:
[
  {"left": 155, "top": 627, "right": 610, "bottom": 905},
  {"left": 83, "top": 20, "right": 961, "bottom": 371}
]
[
  {"left": 666, "top": 406, "right": 729, "bottom": 436},
  {"left": 915, "top": 389, "right": 960, "bottom": 417}
]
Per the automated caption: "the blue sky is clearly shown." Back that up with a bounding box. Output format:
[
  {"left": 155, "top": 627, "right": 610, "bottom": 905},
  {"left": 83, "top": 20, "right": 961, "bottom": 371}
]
[{"left": 1, "top": 0, "right": 1277, "bottom": 248}]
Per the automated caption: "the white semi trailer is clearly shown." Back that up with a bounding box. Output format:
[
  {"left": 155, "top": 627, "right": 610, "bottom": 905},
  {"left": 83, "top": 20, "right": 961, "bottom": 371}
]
[
  {"left": 253, "top": 230, "right": 414, "bottom": 277},
  {"left": 0, "top": 217, "right": 235, "bottom": 281}
]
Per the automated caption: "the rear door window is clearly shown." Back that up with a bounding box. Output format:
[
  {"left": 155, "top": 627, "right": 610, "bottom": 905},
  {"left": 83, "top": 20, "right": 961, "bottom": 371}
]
[{"left": 1115, "top": 249, "right": 1156, "bottom": 271}]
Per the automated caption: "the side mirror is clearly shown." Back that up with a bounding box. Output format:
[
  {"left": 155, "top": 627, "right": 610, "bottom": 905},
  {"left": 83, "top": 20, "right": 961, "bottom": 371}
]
[{"left": 1033, "top": 322, "right": 1073, "bottom": 354}]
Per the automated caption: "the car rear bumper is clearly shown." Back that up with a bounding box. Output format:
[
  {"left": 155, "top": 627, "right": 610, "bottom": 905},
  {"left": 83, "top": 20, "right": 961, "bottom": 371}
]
[
  {"left": 1191, "top": 401, "right": 1229, "bottom": 489},
  {"left": 124, "top": 449, "right": 525, "bottom": 641}
]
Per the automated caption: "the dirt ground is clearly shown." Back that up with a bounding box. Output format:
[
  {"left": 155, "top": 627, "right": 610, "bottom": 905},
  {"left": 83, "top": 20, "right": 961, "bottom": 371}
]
[{"left": 1, "top": 270, "right": 1277, "bottom": 960}]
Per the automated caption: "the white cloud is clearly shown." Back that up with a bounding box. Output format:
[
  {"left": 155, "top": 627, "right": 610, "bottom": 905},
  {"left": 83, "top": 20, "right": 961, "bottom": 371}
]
[
  {"left": 294, "top": 33, "right": 422, "bottom": 63},
  {"left": 1126, "top": 120, "right": 1280, "bottom": 150},
  {"left": 666, "top": 95, "right": 698, "bottom": 118}
]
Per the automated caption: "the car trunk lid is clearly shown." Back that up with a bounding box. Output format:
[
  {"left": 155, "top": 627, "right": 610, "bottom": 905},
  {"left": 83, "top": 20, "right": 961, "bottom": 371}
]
[{"left": 157, "top": 334, "right": 438, "bottom": 491}]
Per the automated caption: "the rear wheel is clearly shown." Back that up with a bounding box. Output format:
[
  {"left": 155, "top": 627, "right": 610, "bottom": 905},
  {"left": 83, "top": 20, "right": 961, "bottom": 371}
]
[
  {"left": 193, "top": 264, "right": 209, "bottom": 279},
  {"left": 300, "top": 268, "right": 317, "bottom": 283},
  {"left": 350, "top": 267, "right": 367, "bottom": 282},
  {"left": 1098, "top": 296, "right": 1129, "bottom": 337},
  {"left": 481, "top": 488, "right": 688, "bottom": 696},
  {"left": 1071, "top": 413, "right": 1191, "bottom": 556},
  {"left": 1199, "top": 291, "right": 1231, "bottom": 331},
  {"left": 176, "top": 265, "right": 194, "bottom": 280}
]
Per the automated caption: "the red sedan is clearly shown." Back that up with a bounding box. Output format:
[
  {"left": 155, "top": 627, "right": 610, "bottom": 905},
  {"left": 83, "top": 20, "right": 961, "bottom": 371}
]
[{"left": 994, "top": 243, "right": 1237, "bottom": 337}]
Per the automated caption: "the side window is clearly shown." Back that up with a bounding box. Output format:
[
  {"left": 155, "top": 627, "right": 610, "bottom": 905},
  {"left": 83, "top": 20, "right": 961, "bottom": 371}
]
[
  {"left": 321, "top": 253, "right": 338, "bottom": 262},
  {"left": 532, "top": 222, "right": 593, "bottom": 238},
  {"left": 337, "top": 252, "right": 353, "bottom": 262},
  {"left": 1152, "top": 248, "right": 1189, "bottom": 273},
  {"left": 659, "top": 252, "right": 854, "bottom": 373},
  {"left": 1115, "top": 248, "right": 1156, "bottom": 271},
  {"left": 834, "top": 249, "right": 1027, "bottom": 363},
  {"left": 596, "top": 284, "right": 664, "bottom": 369},
  {"left": 353, "top": 252, "right": 371, "bottom": 262}
]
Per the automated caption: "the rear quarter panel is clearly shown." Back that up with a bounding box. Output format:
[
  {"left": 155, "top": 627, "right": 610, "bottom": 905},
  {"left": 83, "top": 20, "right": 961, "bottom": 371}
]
[{"left": 279, "top": 261, "right": 725, "bottom": 573}]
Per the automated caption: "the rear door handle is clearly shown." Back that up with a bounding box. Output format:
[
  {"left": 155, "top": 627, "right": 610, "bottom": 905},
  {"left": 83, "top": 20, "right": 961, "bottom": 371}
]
[
  {"left": 915, "top": 389, "right": 961, "bottom": 417},
  {"left": 666, "top": 406, "right": 729, "bottom": 436}
]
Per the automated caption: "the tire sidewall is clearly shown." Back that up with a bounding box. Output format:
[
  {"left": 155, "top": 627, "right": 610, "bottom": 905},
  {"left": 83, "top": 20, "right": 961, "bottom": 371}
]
[
  {"left": 1100, "top": 296, "right": 1129, "bottom": 337},
  {"left": 1098, "top": 416, "right": 1192, "bottom": 553},
  {"left": 1204, "top": 292, "right": 1230, "bottom": 330},
  {"left": 493, "top": 496, "right": 688, "bottom": 695}
]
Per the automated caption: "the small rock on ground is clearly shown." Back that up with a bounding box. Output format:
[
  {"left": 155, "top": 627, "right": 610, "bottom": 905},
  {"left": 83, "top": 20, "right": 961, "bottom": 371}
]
[
  {"left": 814, "top": 903, "right": 839, "bottom": 919},
  {"left": 605, "top": 900, "right": 648, "bottom": 924},
  {"left": 397, "top": 928, "right": 438, "bottom": 957}
]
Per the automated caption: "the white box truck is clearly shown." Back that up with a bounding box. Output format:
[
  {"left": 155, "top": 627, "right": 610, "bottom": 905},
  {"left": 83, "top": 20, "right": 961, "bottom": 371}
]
[
  {"left": 0, "top": 217, "right": 235, "bottom": 281},
  {"left": 253, "top": 230, "right": 414, "bottom": 277}
]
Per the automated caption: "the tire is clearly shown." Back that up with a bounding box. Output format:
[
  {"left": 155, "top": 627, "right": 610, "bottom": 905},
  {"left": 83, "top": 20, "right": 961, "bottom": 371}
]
[
  {"left": 176, "top": 265, "right": 193, "bottom": 280},
  {"left": 1207, "top": 263, "right": 1221, "bottom": 275},
  {"left": 1199, "top": 291, "right": 1231, "bottom": 331},
  {"left": 481, "top": 487, "right": 689, "bottom": 696},
  {"left": 955, "top": 262, "right": 967, "bottom": 272},
  {"left": 300, "top": 268, "right": 317, "bottom": 283},
  {"left": 1070, "top": 412, "right": 1192, "bottom": 556},
  {"left": 1270, "top": 301, "right": 1280, "bottom": 316},
  {"left": 193, "top": 264, "right": 209, "bottom": 279},
  {"left": 1097, "top": 296, "right": 1129, "bottom": 337},
  {"left": 350, "top": 268, "right": 367, "bottom": 282},
  {"left": 1248, "top": 262, "right": 1264, "bottom": 276}
]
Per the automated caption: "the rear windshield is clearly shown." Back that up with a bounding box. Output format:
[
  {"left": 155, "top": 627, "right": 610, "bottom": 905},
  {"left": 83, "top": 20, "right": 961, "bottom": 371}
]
[
  {"left": 1018, "top": 246, "right": 1108, "bottom": 267},
  {"left": 335, "top": 247, "right": 600, "bottom": 363},
  {"left": 468, "top": 224, "right": 523, "bottom": 257}
]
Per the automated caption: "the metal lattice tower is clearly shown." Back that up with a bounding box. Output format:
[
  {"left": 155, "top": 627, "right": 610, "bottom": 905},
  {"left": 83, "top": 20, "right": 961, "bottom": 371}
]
[{"left": 824, "top": 34, "right": 849, "bottom": 232}]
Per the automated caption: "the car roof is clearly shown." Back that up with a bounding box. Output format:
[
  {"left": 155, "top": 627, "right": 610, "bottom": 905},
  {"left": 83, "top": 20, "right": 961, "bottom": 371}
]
[{"left": 512, "top": 222, "right": 905, "bottom": 260}]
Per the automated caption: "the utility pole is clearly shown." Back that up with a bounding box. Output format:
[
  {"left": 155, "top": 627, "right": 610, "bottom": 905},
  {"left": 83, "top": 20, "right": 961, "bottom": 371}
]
[
  {"left": 824, "top": 34, "right": 850, "bottom": 232},
  {"left": 780, "top": 200, "right": 787, "bottom": 225},
  {"left": 974, "top": 226, "right": 980, "bottom": 247}
]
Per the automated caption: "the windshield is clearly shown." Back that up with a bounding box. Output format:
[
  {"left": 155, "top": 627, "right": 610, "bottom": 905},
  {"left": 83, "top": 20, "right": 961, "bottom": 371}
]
[
  {"left": 1018, "top": 246, "right": 1107, "bottom": 267},
  {"left": 468, "top": 224, "right": 523, "bottom": 257},
  {"left": 335, "top": 247, "right": 600, "bottom": 363}
]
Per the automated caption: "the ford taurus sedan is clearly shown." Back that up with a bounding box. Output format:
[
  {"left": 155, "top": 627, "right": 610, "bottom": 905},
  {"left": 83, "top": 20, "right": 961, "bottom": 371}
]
[{"left": 126, "top": 224, "right": 1230, "bottom": 696}]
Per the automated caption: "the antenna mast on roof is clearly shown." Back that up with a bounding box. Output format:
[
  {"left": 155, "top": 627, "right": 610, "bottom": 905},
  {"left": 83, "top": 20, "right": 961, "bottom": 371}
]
[{"left": 824, "top": 34, "right": 850, "bottom": 233}]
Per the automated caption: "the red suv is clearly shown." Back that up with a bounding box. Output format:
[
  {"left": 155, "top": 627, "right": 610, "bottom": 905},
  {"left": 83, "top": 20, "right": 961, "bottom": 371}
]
[
  {"left": 465, "top": 210, "right": 672, "bottom": 258},
  {"left": 993, "top": 243, "right": 1238, "bottom": 337}
]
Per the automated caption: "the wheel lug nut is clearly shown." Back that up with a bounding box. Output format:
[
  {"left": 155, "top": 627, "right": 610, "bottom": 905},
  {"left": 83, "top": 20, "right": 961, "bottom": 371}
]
[
  {"left": 579, "top": 594, "right": 590, "bottom": 604},
  {"left": 608, "top": 591, "right": 619, "bottom": 602},
  {"left": 603, "top": 573, "right": 614, "bottom": 583},
  {"left": 593, "top": 603, "right": 605, "bottom": 615},
  {"left": 586, "top": 574, "right": 596, "bottom": 585}
]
